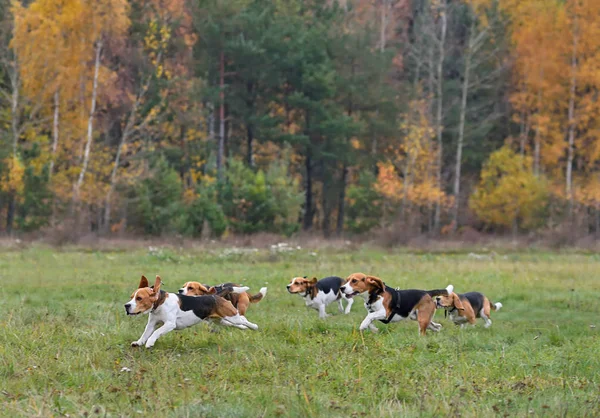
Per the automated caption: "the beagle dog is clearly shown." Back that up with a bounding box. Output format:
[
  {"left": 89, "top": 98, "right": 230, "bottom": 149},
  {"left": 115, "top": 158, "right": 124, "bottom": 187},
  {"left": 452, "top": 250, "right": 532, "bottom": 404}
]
[
  {"left": 340, "top": 273, "right": 449, "bottom": 335},
  {"left": 124, "top": 275, "right": 258, "bottom": 348},
  {"left": 286, "top": 276, "right": 354, "bottom": 319},
  {"left": 179, "top": 281, "right": 267, "bottom": 317},
  {"left": 435, "top": 285, "right": 503, "bottom": 328}
]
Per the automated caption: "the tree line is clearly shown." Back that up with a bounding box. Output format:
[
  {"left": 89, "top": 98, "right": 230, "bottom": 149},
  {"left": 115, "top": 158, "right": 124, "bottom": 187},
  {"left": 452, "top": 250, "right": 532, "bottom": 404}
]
[{"left": 1, "top": 0, "right": 599, "bottom": 240}]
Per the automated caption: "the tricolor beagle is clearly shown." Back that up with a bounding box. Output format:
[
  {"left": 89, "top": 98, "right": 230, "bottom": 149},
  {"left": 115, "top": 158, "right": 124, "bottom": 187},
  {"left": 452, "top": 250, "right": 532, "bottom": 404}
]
[
  {"left": 179, "top": 281, "right": 267, "bottom": 318},
  {"left": 435, "top": 285, "right": 503, "bottom": 328},
  {"left": 286, "top": 276, "right": 354, "bottom": 319},
  {"left": 124, "top": 275, "right": 258, "bottom": 348},
  {"left": 340, "top": 273, "right": 449, "bottom": 335}
]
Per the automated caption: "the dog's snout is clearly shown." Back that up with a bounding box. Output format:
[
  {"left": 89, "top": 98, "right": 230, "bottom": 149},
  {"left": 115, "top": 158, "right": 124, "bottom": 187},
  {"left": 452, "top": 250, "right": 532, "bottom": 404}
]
[
  {"left": 286, "top": 284, "right": 291, "bottom": 288},
  {"left": 340, "top": 285, "right": 346, "bottom": 291},
  {"left": 178, "top": 289, "right": 184, "bottom": 294}
]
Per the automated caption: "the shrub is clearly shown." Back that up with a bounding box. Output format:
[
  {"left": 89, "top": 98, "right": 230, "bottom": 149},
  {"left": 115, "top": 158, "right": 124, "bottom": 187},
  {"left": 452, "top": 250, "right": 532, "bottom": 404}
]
[
  {"left": 345, "top": 171, "right": 383, "bottom": 234},
  {"left": 219, "top": 159, "right": 303, "bottom": 235},
  {"left": 469, "top": 145, "right": 549, "bottom": 231},
  {"left": 127, "top": 157, "right": 184, "bottom": 235}
]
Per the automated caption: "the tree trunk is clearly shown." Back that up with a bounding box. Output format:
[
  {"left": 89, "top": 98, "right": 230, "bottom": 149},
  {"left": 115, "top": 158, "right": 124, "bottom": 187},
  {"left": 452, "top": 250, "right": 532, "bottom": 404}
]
[
  {"left": 566, "top": 22, "right": 577, "bottom": 219},
  {"left": 336, "top": 164, "right": 348, "bottom": 237},
  {"left": 452, "top": 22, "right": 472, "bottom": 233},
  {"left": 247, "top": 124, "right": 254, "bottom": 168},
  {"left": 103, "top": 62, "right": 157, "bottom": 232},
  {"left": 74, "top": 40, "right": 102, "bottom": 202},
  {"left": 217, "top": 51, "right": 225, "bottom": 182},
  {"left": 6, "top": 194, "right": 15, "bottom": 235},
  {"left": 49, "top": 91, "right": 60, "bottom": 179},
  {"left": 10, "top": 66, "right": 19, "bottom": 157},
  {"left": 433, "top": 0, "right": 447, "bottom": 234},
  {"left": 303, "top": 152, "right": 314, "bottom": 231}
]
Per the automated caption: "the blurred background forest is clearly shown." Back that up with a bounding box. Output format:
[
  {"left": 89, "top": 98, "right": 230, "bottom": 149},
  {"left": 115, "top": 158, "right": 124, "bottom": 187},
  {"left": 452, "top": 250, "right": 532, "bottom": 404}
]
[{"left": 1, "top": 0, "right": 599, "bottom": 244}]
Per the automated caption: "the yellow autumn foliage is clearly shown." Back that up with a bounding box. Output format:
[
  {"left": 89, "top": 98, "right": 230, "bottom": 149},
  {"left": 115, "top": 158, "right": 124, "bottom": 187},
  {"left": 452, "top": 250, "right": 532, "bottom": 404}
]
[
  {"left": 470, "top": 146, "right": 548, "bottom": 230},
  {"left": 1, "top": 156, "right": 25, "bottom": 198}
]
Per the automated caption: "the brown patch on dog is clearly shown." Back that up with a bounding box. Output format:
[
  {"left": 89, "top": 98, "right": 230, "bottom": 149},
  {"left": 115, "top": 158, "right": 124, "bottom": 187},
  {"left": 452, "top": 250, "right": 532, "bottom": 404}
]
[
  {"left": 182, "top": 281, "right": 264, "bottom": 316},
  {"left": 287, "top": 277, "right": 318, "bottom": 298},
  {"left": 213, "top": 296, "right": 238, "bottom": 318},
  {"left": 182, "top": 282, "right": 211, "bottom": 296},
  {"left": 438, "top": 292, "right": 476, "bottom": 324},
  {"left": 414, "top": 294, "right": 437, "bottom": 336}
]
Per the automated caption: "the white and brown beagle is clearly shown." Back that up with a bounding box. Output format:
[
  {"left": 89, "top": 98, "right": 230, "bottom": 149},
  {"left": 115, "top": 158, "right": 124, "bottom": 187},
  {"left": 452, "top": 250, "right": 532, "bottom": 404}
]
[
  {"left": 340, "top": 272, "right": 450, "bottom": 335},
  {"left": 124, "top": 275, "right": 258, "bottom": 348},
  {"left": 286, "top": 276, "right": 354, "bottom": 319},
  {"left": 435, "top": 285, "right": 503, "bottom": 328},
  {"left": 179, "top": 281, "right": 267, "bottom": 318}
]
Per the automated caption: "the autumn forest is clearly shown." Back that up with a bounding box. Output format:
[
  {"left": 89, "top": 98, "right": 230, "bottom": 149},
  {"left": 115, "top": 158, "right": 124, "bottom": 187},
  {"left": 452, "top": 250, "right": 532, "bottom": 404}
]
[{"left": 1, "top": 0, "right": 599, "bottom": 241}]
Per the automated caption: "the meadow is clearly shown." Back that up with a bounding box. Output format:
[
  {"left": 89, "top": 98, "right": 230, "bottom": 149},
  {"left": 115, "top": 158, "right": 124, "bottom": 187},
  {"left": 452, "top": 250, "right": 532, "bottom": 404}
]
[{"left": 1, "top": 245, "right": 599, "bottom": 417}]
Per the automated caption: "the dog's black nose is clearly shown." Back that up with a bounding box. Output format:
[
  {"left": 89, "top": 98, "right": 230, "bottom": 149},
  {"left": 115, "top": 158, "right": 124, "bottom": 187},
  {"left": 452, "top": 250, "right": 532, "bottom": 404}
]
[
  {"left": 286, "top": 285, "right": 290, "bottom": 288},
  {"left": 178, "top": 289, "right": 184, "bottom": 294},
  {"left": 124, "top": 304, "right": 131, "bottom": 309},
  {"left": 340, "top": 286, "right": 346, "bottom": 291}
]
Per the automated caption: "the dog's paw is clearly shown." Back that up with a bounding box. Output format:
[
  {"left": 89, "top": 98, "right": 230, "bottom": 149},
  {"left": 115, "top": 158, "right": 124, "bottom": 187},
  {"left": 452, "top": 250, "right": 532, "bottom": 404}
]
[
  {"left": 131, "top": 341, "right": 141, "bottom": 347},
  {"left": 144, "top": 342, "right": 155, "bottom": 349}
]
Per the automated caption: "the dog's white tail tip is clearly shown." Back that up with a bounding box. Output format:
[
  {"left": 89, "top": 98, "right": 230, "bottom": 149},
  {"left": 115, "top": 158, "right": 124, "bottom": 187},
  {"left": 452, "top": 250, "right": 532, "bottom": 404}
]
[
  {"left": 495, "top": 302, "right": 503, "bottom": 310},
  {"left": 232, "top": 286, "right": 250, "bottom": 294},
  {"left": 259, "top": 287, "right": 268, "bottom": 297},
  {"left": 446, "top": 284, "right": 454, "bottom": 295}
]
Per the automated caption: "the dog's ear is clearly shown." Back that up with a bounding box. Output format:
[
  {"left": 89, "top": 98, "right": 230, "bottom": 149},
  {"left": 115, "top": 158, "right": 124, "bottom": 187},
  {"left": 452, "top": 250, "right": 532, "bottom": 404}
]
[
  {"left": 207, "top": 286, "right": 217, "bottom": 295},
  {"left": 151, "top": 275, "right": 162, "bottom": 297},
  {"left": 366, "top": 276, "right": 384, "bottom": 292},
  {"left": 452, "top": 293, "right": 465, "bottom": 311},
  {"left": 138, "top": 275, "right": 149, "bottom": 289},
  {"left": 309, "top": 277, "right": 318, "bottom": 285}
]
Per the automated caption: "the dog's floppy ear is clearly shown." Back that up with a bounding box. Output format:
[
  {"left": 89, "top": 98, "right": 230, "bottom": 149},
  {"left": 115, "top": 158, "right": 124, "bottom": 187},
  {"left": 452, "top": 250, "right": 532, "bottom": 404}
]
[
  {"left": 138, "top": 275, "right": 149, "bottom": 289},
  {"left": 452, "top": 293, "right": 465, "bottom": 311},
  {"left": 207, "top": 286, "right": 217, "bottom": 294},
  {"left": 366, "top": 276, "right": 384, "bottom": 292},
  {"left": 309, "top": 277, "right": 318, "bottom": 285},
  {"left": 151, "top": 275, "right": 162, "bottom": 297}
]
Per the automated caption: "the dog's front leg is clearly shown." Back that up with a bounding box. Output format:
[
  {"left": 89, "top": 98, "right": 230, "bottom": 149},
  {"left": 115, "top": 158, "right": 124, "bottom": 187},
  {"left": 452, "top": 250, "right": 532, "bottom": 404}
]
[
  {"left": 144, "top": 321, "right": 176, "bottom": 348},
  {"left": 132, "top": 317, "right": 158, "bottom": 347},
  {"left": 318, "top": 304, "right": 329, "bottom": 319},
  {"left": 359, "top": 310, "right": 386, "bottom": 332},
  {"left": 344, "top": 297, "right": 354, "bottom": 314}
]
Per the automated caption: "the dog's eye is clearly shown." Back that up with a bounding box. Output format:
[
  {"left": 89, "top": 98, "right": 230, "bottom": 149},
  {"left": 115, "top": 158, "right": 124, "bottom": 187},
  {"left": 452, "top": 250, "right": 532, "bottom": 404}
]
[
  {"left": 136, "top": 297, "right": 142, "bottom": 301},
  {"left": 188, "top": 287, "right": 193, "bottom": 290},
  {"left": 351, "top": 279, "right": 357, "bottom": 284}
]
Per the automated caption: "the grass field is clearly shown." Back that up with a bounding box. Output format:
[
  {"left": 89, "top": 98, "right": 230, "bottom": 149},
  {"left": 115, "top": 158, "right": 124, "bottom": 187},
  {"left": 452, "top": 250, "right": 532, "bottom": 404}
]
[{"left": 1, "top": 246, "right": 600, "bottom": 417}]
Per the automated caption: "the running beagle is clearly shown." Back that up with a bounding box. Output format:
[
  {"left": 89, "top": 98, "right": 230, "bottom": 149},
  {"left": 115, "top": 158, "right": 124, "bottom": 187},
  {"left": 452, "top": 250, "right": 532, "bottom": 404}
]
[
  {"left": 340, "top": 272, "right": 449, "bottom": 335},
  {"left": 286, "top": 276, "right": 354, "bottom": 319},
  {"left": 179, "top": 281, "right": 267, "bottom": 317},
  {"left": 124, "top": 275, "right": 258, "bottom": 348},
  {"left": 435, "top": 285, "right": 503, "bottom": 328}
]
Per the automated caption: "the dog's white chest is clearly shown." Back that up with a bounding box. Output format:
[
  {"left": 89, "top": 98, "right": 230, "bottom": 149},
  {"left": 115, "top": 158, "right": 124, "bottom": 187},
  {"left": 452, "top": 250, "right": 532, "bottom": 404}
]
[{"left": 305, "top": 290, "right": 338, "bottom": 309}]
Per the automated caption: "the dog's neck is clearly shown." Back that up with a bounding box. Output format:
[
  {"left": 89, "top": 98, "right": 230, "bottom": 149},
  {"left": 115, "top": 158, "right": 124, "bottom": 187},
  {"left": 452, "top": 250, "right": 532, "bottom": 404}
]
[{"left": 151, "top": 290, "right": 167, "bottom": 312}]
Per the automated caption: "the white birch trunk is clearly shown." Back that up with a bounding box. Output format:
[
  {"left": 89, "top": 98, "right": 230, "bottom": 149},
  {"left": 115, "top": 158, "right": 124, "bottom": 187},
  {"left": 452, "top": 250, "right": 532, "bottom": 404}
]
[
  {"left": 433, "top": 1, "right": 447, "bottom": 233},
  {"left": 452, "top": 22, "right": 473, "bottom": 232},
  {"left": 74, "top": 40, "right": 102, "bottom": 202}
]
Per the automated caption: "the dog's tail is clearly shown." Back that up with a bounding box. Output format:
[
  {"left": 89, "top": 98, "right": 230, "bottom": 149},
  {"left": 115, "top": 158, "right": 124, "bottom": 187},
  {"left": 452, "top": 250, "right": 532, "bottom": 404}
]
[
  {"left": 490, "top": 300, "right": 503, "bottom": 311},
  {"left": 250, "top": 287, "right": 267, "bottom": 303}
]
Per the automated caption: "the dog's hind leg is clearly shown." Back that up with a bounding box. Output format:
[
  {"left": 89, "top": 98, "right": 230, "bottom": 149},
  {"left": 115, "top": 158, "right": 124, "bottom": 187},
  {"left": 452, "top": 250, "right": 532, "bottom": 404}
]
[{"left": 222, "top": 314, "right": 258, "bottom": 330}]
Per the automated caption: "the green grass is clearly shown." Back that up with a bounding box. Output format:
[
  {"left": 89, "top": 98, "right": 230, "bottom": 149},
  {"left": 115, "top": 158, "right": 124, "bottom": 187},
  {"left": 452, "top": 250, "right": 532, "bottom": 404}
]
[{"left": 1, "top": 247, "right": 600, "bottom": 417}]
